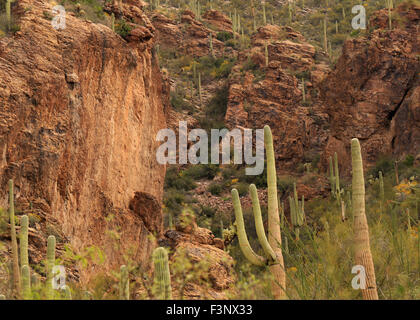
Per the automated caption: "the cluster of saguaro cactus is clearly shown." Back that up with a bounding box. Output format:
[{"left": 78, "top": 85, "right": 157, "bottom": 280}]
[
  {"left": 7, "top": 180, "right": 62, "bottom": 300},
  {"left": 289, "top": 183, "right": 305, "bottom": 240},
  {"left": 351, "top": 139, "right": 379, "bottom": 300},
  {"left": 189, "top": 0, "right": 201, "bottom": 19},
  {"left": 232, "top": 9, "right": 241, "bottom": 38},
  {"left": 152, "top": 247, "right": 172, "bottom": 300},
  {"left": 232, "top": 125, "right": 286, "bottom": 299},
  {"left": 119, "top": 265, "right": 130, "bottom": 300}
]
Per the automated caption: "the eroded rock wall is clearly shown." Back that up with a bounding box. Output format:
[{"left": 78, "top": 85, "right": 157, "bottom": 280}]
[{"left": 0, "top": 0, "right": 168, "bottom": 280}]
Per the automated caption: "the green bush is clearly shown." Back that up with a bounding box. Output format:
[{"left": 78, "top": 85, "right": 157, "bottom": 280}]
[
  {"left": 216, "top": 31, "right": 233, "bottom": 42},
  {"left": 208, "top": 183, "right": 223, "bottom": 196}
]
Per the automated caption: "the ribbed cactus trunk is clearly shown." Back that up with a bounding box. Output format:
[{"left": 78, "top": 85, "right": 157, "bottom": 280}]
[
  {"left": 8, "top": 179, "right": 21, "bottom": 295},
  {"left": 46, "top": 235, "right": 56, "bottom": 300},
  {"left": 6, "top": 0, "right": 12, "bottom": 31},
  {"left": 351, "top": 139, "right": 379, "bottom": 300},
  {"left": 21, "top": 265, "right": 31, "bottom": 300},
  {"left": 119, "top": 265, "right": 129, "bottom": 300},
  {"left": 265, "top": 126, "right": 286, "bottom": 299},
  {"left": 153, "top": 247, "right": 172, "bottom": 300},
  {"left": 20, "top": 215, "right": 29, "bottom": 269}
]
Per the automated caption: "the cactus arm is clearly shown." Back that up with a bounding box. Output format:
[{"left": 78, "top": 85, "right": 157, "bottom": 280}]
[
  {"left": 232, "top": 189, "right": 266, "bottom": 266},
  {"left": 351, "top": 139, "right": 378, "bottom": 300},
  {"left": 249, "top": 184, "right": 277, "bottom": 262}
]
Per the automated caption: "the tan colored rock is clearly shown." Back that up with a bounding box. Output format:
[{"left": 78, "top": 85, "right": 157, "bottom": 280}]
[{"left": 0, "top": 0, "right": 167, "bottom": 281}]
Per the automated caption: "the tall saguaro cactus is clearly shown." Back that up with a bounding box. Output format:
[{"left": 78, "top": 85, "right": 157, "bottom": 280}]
[
  {"left": 8, "top": 179, "right": 21, "bottom": 294},
  {"left": 21, "top": 265, "right": 31, "bottom": 300},
  {"left": 46, "top": 235, "right": 56, "bottom": 300},
  {"left": 119, "top": 265, "right": 129, "bottom": 300},
  {"left": 152, "top": 247, "right": 172, "bottom": 300},
  {"left": 6, "top": 0, "right": 13, "bottom": 31},
  {"left": 232, "top": 125, "right": 286, "bottom": 299},
  {"left": 20, "top": 215, "right": 29, "bottom": 269},
  {"left": 351, "top": 139, "right": 379, "bottom": 300}
]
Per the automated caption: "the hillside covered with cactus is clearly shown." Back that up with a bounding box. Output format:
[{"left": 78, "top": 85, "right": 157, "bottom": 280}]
[{"left": 0, "top": 0, "right": 419, "bottom": 302}]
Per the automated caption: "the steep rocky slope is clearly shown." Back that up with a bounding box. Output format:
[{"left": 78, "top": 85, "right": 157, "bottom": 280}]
[
  {"left": 224, "top": 24, "right": 331, "bottom": 173},
  {"left": 225, "top": 4, "right": 420, "bottom": 175},
  {"left": 321, "top": 3, "right": 420, "bottom": 171},
  {"left": 0, "top": 0, "right": 168, "bottom": 280}
]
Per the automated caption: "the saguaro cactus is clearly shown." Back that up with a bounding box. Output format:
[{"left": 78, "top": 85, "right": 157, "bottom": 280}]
[
  {"left": 262, "top": 0, "right": 267, "bottom": 25},
  {"left": 323, "top": 15, "right": 328, "bottom": 53},
  {"left": 152, "top": 247, "right": 172, "bottom": 300},
  {"left": 6, "top": 0, "right": 13, "bottom": 31},
  {"left": 379, "top": 171, "right": 385, "bottom": 211},
  {"left": 21, "top": 265, "right": 31, "bottom": 300},
  {"left": 119, "top": 265, "right": 129, "bottom": 300},
  {"left": 351, "top": 138, "right": 378, "bottom": 300},
  {"left": 46, "top": 235, "right": 56, "bottom": 300},
  {"left": 264, "top": 42, "right": 269, "bottom": 67},
  {"left": 209, "top": 33, "right": 215, "bottom": 58},
  {"left": 111, "top": 13, "right": 115, "bottom": 32},
  {"left": 20, "top": 215, "right": 29, "bottom": 269},
  {"left": 232, "top": 125, "right": 286, "bottom": 299},
  {"left": 301, "top": 78, "right": 306, "bottom": 103},
  {"left": 334, "top": 152, "right": 342, "bottom": 202},
  {"left": 8, "top": 179, "right": 21, "bottom": 294}
]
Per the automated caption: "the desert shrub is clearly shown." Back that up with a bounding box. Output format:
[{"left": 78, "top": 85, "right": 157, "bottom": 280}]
[
  {"left": 183, "top": 164, "right": 219, "bottom": 180},
  {"left": 164, "top": 166, "right": 197, "bottom": 191},
  {"left": 208, "top": 182, "right": 223, "bottom": 196},
  {"left": 216, "top": 31, "right": 233, "bottom": 42}
]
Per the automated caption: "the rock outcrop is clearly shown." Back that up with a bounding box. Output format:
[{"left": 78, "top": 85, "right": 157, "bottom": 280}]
[
  {"left": 321, "top": 3, "right": 420, "bottom": 171},
  {"left": 152, "top": 9, "right": 233, "bottom": 58},
  {"left": 225, "top": 4, "right": 420, "bottom": 175},
  {"left": 225, "top": 25, "right": 330, "bottom": 173},
  {"left": 0, "top": 0, "right": 168, "bottom": 280},
  {"left": 159, "top": 211, "right": 235, "bottom": 299}
]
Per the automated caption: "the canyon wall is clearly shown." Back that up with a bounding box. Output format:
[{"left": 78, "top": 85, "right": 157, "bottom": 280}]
[{"left": 0, "top": 0, "right": 168, "bottom": 280}]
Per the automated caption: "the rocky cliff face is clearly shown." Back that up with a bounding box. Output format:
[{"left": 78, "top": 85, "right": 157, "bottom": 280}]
[
  {"left": 225, "top": 4, "right": 420, "bottom": 175},
  {"left": 321, "top": 3, "right": 420, "bottom": 171},
  {"left": 225, "top": 25, "right": 330, "bottom": 173},
  {"left": 153, "top": 9, "right": 235, "bottom": 58},
  {"left": 0, "top": 0, "right": 167, "bottom": 280}
]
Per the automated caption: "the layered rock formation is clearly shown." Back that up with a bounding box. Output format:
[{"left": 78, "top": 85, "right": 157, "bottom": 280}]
[{"left": 0, "top": 0, "right": 167, "bottom": 280}]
